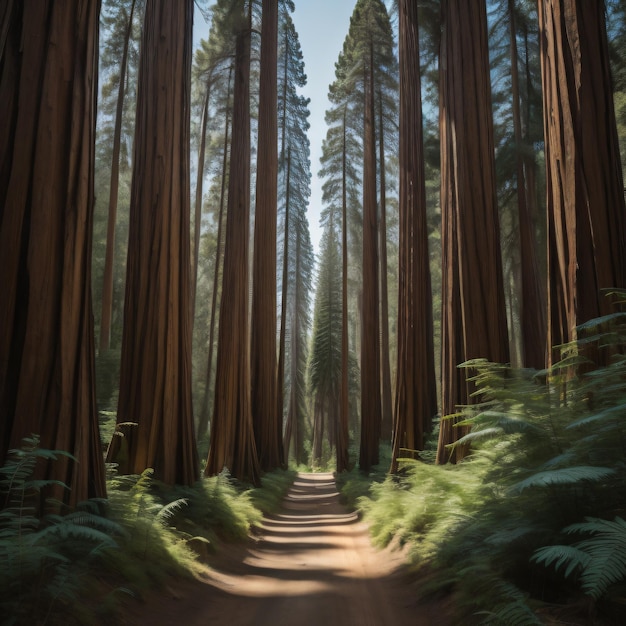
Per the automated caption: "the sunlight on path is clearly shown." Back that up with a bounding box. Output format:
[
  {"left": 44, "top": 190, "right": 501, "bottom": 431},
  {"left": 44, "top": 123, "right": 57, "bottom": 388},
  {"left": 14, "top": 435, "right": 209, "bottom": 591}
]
[{"left": 133, "top": 472, "right": 446, "bottom": 626}]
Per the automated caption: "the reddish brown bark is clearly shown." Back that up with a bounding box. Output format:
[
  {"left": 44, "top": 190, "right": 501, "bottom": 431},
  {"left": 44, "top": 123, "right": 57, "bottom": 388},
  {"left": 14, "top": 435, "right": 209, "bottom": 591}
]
[
  {"left": 509, "top": 0, "right": 547, "bottom": 369},
  {"left": 538, "top": 0, "right": 626, "bottom": 366},
  {"left": 436, "top": 0, "right": 510, "bottom": 464},
  {"left": 359, "top": 55, "right": 382, "bottom": 471},
  {"left": 106, "top": 0, "right": 199, "bottom": 486},
  {"left": 205, "top": 4, "right": 260, "bottom": 484},
  {"left": 0, "top": 0, "right": 106, "bottom": 504},
  {"left": 391, "top": 0, "right": 437, "bottom": 473},
  {"left": 251, "top": 0, "right": 282, "bottom": 471}
]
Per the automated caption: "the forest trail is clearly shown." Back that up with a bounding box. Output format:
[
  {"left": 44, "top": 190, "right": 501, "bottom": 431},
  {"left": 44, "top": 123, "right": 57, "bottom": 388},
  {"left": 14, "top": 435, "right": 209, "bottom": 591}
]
[{"left": 129, "top": 472, "right": 451, "bottom": 625}]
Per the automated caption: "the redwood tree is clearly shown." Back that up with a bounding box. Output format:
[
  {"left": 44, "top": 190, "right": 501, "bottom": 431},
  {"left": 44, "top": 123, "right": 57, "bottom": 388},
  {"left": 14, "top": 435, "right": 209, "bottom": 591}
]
[
  {"left": 106, "top": 0, "right": 199, "bottom": 485},
  {"left": 391, "top": 0, "right": 437, "bottom": 473},
  {"left": 538, "top": 0, "right": 626, "bottom": 364},
  {"left": 359, "top": 50, "right": 382, "bottom": 470},
  {"left": 436, "top": 0, "right": 510, "bottom": 464},
  {"left": 0, "top": 0, "right": 106, "bottom": 504},
  {"left": 205, "top": 1, "right": 260, "bottom": 484},
  {"left": 508, "top": 0, "right": 547, "bottom": 369},
  {"left": 251, "top": 0, "right": 282, "bottom": 471}
]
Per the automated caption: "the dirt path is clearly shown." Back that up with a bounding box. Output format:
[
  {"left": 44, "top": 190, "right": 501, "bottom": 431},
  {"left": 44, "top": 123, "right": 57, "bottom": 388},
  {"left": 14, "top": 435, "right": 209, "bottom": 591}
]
[{"left": 129, "top": 472, "right": 450, "bottom": 625}]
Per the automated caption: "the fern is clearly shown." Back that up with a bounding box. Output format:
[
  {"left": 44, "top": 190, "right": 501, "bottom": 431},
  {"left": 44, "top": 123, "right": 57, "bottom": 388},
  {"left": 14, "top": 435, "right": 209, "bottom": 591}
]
[
  {"left": 531, "top": 544, "right": 592, "bottom": 578},
  {"left": 510, "top": 466, "right": 615, "bottom": 493},
  {"left": 567, "top": 517, "right": 626, "bottom": 600},
  {"left": 532, "top": 517, "right": 626, "bottom": 601},
  {"left": 155, "top": 497, "right": 188, "bottom": 526},
  {"left": 0, "top": 437, "right": 124, "bottom": 624}
]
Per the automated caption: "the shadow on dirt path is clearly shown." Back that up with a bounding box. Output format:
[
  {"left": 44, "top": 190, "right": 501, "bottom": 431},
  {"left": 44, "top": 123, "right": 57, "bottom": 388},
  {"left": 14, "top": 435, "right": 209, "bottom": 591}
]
[{"left": 127, "top": 472, "right": 452, "bottom": 625}]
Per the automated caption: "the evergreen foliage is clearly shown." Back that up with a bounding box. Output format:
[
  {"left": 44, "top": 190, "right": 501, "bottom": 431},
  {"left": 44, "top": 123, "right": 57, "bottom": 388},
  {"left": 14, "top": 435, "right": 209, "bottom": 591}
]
[
  {"left": 349, "top": 308, "right": 626, "bottom": 622},
  {"left": 0, "top": 437, "right": 125, "bottom": 624},
  {"left": 0, "top": 436, "right": 295, "bottom": 624}
]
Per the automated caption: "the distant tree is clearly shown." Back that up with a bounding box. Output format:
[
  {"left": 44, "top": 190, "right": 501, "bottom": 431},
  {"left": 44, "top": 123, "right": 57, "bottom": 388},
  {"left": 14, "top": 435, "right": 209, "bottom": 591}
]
[
  {"left": 196, "top": 67, "right": 233, "bottom": 440},
  {"left": 538, "top": 0, "right": 626, "bottom": 365},
  {"left": 436, "top": 0, "right": 510, "bottom": 464},
  {"left": 507, "top": 0, "right": 546, "bottom": 369},
  {"left": 98, "top": 0, "right": 141, "bottom": 353},
  {"left": 0, "top": 0, "right": 106, "bottom": 505},
  {"left": 276, "top": 5, "right": 314, "bottom": 466},
  {"left": 308, "top": 224, "right": 343, "bottom": 466},
  {"left": 320, "top": 96, "right": 361, "bottom": 472},
  {"left": 321, "top": 0, "right": 398, "bottom": 471},
  {"left": 106, "top": 0, "right": 199, "bottom": 485},
  {"left": 192, "top": 0, "right": 239, "bottom": 439}
]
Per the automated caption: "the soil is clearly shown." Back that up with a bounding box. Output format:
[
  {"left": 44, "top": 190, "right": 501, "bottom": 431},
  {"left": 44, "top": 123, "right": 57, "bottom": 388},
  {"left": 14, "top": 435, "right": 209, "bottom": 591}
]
[{"left": 126, "top": 472, "right": 453, "bottom": 625}]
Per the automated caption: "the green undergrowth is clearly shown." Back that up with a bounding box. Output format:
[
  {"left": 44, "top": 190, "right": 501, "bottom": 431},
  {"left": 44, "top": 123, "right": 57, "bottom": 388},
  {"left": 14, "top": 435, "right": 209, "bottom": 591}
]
[
  {"left": 345, "top": 306, "right": 626, "bottom": 625},
  {"left": 0, "top": 440, "right": 295, "bottom": 625}
]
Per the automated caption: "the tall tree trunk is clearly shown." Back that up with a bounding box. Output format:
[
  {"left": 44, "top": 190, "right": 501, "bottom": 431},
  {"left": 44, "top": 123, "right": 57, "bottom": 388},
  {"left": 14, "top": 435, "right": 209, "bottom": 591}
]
[
  {"left": 538, "top": 0, "right": 626, "bottom": 366},
  {"left": 197, "top": 67, "right": 232, "bottom": 439},
  {"left": 377, "top": 90, "right": 393, "bottom": 444},
  {"left": 277, "top": 38, "right": 290, "bottom": 462},
  {"left": 0, "top": 0, "right": 106, "bottom": 505},
  {"left": 287, "top": 227, "right": 301, "bottom": 463},
  {"left": 251, "top": 0, "right": 282, "bottom": 471},
  {"left": 99, "top": 0, "right": 137, "bottom": 353},
  {"left": 508, "top": 0, "right": 546, "bottom": 369},
  {"left": 106, "top": 0, "right": 199, "bottom": 486},
  {"left": 280, "top": 148, "right": 292, "bottom": 460},
  {"left": 436, "top": 0, "right": 510, "bottom": 464},
  {"left": 206, "top": 3, "right": 260, "bottom": 484},
  {"left": 392, "top": 0, "right": 437, "bottom": 473},
  {"left": 337, "top": 109, "right": 350, "bottom": 473},
  {"left": 191, "top": 80, "right": 211, "bottom": 323},
  {"left": 359, "top": 53, "right": 382, "bottom": 471}
]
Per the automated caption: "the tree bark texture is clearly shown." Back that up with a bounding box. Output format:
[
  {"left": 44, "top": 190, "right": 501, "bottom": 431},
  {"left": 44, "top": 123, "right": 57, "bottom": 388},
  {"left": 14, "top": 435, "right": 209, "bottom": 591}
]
[
  {"left": 206, "top": 4, "right": 260, "bottom": 484},
  {"left": 0, "top": 0, "right": 106, "bottom": 505},
  {"left": 251, "top": 0, "right": 282, "bottom": 471},
  {"left": 538, "top": 0, "right": 626, "bottom": 365},
  {"left": 436, "top": 0, "right": 510, "bottom": 464},
  {"left": 106, "top": 0, "right": 199, "bottom": 486},
  {"left": 391, "top": 0, "right": 437, "bottom": 473},
  {"left": 508, "top": 0, "right": 547, "bottom": 369}
]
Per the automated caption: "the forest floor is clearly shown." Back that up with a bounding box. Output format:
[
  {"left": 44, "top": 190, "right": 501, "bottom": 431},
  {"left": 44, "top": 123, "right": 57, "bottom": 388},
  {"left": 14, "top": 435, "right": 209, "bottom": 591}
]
[{"left": 126, "top": 472, "right": 454, "bottom": 625}]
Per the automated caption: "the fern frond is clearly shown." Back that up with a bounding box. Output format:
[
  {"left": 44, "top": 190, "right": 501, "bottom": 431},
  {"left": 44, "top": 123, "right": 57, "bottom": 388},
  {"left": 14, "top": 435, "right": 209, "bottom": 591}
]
[
  {"left": 155, "top": 498, "right": 188, "bottom": 525},
  {"left": 34, "top": 523, "right": 118, "bottom": 549},
  {"left": 565, "top": 517, "right": 626, "bottom": 599},
  {"left": 510, "top": 466, "right": 615, "bottom": 493},
  {"left": 539, "top": 450, "right": 578, "bottom": 469},
  {"left": 455, "top": 427, "right": 504, "bottom": 446},
  {"left": 566, "top": 403, "right": 626, "bottom": 429},
  {"left": 531, "top": 544, "right": 591, "bottom": 578},
  {"left": 576, "top": 312, "right": 626, "bottom": 331},
  {"left": 485, "top": 525, "right": 537, "bottom": 546}
]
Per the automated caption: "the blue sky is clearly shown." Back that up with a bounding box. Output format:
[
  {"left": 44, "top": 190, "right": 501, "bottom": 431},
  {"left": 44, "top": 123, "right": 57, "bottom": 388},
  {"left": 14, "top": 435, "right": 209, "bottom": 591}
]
[{"left": 291, "top": 1, "right": 355, "bottom": 258}]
